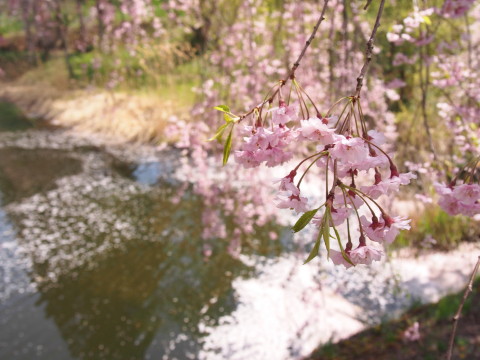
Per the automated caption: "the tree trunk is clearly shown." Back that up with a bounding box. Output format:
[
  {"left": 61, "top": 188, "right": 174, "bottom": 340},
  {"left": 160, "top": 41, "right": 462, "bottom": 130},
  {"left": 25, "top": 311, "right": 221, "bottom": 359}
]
[
  {"left": 95, "top": 0, "right": 105, "bottom": 48},
  {"left": 76, "top": 0, "right": 87, "bottom": 51},
  {"left": 20, "top": 0, "right": 36, "bottom": 65},
  {"left": 50, "top": 0, "right": 74, "bottom": 78}
]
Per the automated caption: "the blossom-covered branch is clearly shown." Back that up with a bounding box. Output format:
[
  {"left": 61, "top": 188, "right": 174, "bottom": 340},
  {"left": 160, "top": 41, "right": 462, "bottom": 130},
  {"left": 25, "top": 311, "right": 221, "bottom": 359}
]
[
  {"left": 237, "top": 0, "right": 331, "bottom": 123},
  {"left": 210, "top": 0, "right": 416, "bottom": 267},
  {"left": 354, "top": 0, "right": 386, "bottom": 97}
]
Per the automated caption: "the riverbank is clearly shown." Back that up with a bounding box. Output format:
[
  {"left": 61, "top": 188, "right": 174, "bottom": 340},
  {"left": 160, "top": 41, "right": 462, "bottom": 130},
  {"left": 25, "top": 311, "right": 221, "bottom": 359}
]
[
  {"left": 308, "top": 277, "right": 480, "bottom": 360},
  {"left": 0, "top": 82, "right": 183, "bottom": 143}
]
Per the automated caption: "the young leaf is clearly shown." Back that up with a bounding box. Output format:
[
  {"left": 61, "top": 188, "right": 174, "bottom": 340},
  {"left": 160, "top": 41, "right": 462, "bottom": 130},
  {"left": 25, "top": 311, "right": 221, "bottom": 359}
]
[
  {"left": 332, "top": 224, "right": 354, "bottom": 266},
  {"left": 207, "top": 123, "right": 229, "bottom": 142},
  {"left": 292, "top": 208, "right": 319, "bottom": 233},
  {"left": 322, "top": 208, "right": 331, "bottom": 257},
  {"left": 222, "top": 125, "right": 234, "bottom": 166},
  {"left": 224, "top": 113, "right": 234, "bottom": 123},
  {"left": 214, "top": 105, "right": 230, "bottom": 113},
  {"left": 303, "top": 232, "right": 322, "bottom": 264}
]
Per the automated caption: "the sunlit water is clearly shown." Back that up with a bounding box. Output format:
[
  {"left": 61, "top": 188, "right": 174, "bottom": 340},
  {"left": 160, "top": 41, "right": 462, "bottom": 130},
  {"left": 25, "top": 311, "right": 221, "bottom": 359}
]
[{"left": 0, "top": 102, "right": 478, "bottom": 360}]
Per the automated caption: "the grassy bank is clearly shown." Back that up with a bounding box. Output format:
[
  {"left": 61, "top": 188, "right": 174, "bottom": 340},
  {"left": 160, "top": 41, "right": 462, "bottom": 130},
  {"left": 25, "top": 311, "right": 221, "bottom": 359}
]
[
  {"left": 308, "top": 278, "right": 480, "bottom": 360},
  {"left": 0, "top": 52, "right": 197, "bottom": 143}
]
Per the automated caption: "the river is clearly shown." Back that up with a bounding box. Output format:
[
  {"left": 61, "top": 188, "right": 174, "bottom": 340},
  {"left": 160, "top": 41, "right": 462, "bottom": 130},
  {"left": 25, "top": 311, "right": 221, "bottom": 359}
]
[{"left": 0, "top": 101, "right": 478, "bottom": 360}]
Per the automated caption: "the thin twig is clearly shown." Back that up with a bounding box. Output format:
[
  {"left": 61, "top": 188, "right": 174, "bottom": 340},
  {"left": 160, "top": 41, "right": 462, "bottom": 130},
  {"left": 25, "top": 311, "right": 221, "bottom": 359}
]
[
  {"left": 238, "top": 0, "right": 330, "bottom": 121},
  {"left": 354, "top": 0, "right": 386, "bottom": 97},
  {"left": 446, "top": 255, "right": 480, "bottom": 360},
  {"left": 363, "top": 0, "right": 373, "bottom": 10}
]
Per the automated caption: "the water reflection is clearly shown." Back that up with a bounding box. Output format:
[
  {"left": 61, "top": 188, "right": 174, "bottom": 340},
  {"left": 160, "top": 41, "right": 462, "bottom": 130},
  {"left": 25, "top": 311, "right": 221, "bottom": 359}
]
[
  {"left": 0, "top": 128, "right": 287, "bottom": 359},
  {"left": 36, "top": 235, "right": 246, "bottom": 360},
  {"left": 0, "top": 148, "right": 82, "bottom": 204}
]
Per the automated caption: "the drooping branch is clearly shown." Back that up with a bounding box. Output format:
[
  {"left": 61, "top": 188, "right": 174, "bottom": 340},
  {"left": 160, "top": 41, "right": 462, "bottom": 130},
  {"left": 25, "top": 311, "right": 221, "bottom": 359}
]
[
  {"left": 238, "top": 0, "right": 330, "bottom": 121},
  {"left": 287, "top": 0, "right": 330, "bottom": 79},
  {"left": 446, "top": 255, "right": 480, "bottom": 360},
  {"left": 354, "top": 0, "right": 386, "bottom": 97}
]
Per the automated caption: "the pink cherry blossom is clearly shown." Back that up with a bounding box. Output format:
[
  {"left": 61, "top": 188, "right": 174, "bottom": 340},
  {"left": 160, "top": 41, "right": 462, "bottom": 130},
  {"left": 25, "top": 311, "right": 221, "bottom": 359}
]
[
  {"left": 367, "top": 130, "right": 387, "bottom": 146},
  {"left": 330, "top": 206, "right": 352, "bottom": 226},
  {"left": 236, "top": 125, "right": 294, "bottom": 168},
  {"left": 269, "top": 103, "right": 298, "bottom": 125},
  {"left": 234, "top": 150, "right": 261, "bottom": 168},
  {"left": 452, "top": 184, "right": 480, "bottom": 205},
  {"left": 257, "top": 146, "right": 293, "bottom": 167},
  {"left": 361, "top": 215, "right": 411, "bottom": 244},
  {"left": 313, "top": 206, "right": 351, "bottom": 227},
  {"left": 361, "top": 172, "right": 416, "bottom": 199},
  {"left": 329, "top": 249, "right": 353, "bottom": 269},
  {"left": 274, "top": 170, "right": 298, "bottom": 193},
  {"left": 275, "top": 187, "right": 309, "bottom": 213},
  {"left": 403, "top": 322, "right": 421, "bottom": 342},
  {"left": 299, "top": 117, "right": 337, "bottom": 144},
  {"left": 349, "top": 245, "right": 383, "bottom": 265},
  {"left": 435, "top": 183, "right": 480, "bottom": 216},
  {"left": 438, "top": 193, "right": 462, "bottom": 215},
  {"left": 442, "top": 0, "right": 476, "bottom": 18},
  {"left": 329, "top": 136, "right": 369, "bottom": 166}
]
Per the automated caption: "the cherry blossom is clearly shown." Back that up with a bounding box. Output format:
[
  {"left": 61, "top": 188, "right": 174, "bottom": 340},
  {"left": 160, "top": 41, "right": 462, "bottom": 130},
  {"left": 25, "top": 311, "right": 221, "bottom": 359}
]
[
  {"left": 275, "top": 187, "right": 309, "bottom": 213},
  {"left": 329, "top": 249, "right": 353, "bottom": 269},
  {"left": 403, "top": 322, "right": 421, "bottom": 342},
  {"left": 361, "top": 172, "right": 417, "bottom": 199},
  {"left": 269, "top": 102, "right": 298, "bottom": 125},
  {"left": 361, "top": 215, "right": 411, "bottom": 244},
  {"left": 348, "top": 245, "right": 384, "bottom": 265},
  {"left": 329, "top": 136, "right": 369, "bottom": 165},
  {"left": 299, "top": 117, "right": 337, "bottom": 144}
]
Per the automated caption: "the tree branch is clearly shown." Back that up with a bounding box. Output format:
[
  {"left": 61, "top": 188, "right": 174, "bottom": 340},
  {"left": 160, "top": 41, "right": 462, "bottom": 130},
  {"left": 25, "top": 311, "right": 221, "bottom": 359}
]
[
  {"left": 354, "top": 0, "right": 386, "bottom": 97},
  {"left": 239, "top": 0, "right": 330, "bottom": 121},
  {"left": 446, "top": 255, "right": 480, "bottom": 360},
  {"left": 287, "top": 0, "right": 330, "bottom": 78},
  {"left": 364, "top": 0, "right": 374, "bottom": 10}
]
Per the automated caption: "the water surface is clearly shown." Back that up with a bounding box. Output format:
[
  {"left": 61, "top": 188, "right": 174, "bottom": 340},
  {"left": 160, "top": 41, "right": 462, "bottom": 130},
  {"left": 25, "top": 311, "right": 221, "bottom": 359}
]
[{"left": 0, "top": 101, "right": 291, "bottom": 360}]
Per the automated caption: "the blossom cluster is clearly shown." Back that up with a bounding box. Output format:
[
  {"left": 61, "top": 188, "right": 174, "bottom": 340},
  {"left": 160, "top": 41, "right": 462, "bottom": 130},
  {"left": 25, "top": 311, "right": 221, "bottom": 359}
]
[
  {"left": 442, "top": 0, "right": 476, "bottom": 18},
  {"left": 435, "top": 182, "right": 480, "bottom": 216},
  {"left": 386, "top": 2, "right": 480, "bottom": 223},
  {"left": 214, "top": 88, "right": 415, "bottom": 267}
]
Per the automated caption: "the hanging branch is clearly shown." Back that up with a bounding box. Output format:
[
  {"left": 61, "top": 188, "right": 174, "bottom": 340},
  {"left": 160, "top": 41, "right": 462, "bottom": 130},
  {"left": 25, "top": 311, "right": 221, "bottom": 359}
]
[
  {"left": 354, "top": 0, "right": 386, "bottom": 97},
  {"left": 364, "top": 0, "right": 374, "bottom": 10},
  {"left": 287, "top": 0, "right": 329, "bottom": 78},
  {"left": 238, "top": 0, "right": 330, "bottom": 121},
  {"left": 446, "top": 255, "right": 480, "bottom": 360}
]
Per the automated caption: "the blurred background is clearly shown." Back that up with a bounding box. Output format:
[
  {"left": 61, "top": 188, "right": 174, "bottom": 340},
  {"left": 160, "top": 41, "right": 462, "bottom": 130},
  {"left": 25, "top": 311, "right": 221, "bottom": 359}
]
[{"left": 0, "top": 0, "right": 479, "bottom": 359}]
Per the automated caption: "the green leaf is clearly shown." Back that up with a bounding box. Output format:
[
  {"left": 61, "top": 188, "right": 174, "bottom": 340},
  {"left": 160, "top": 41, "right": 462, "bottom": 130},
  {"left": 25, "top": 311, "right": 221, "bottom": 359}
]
[
  {"left": 222, "top": 125, "right": 234, "bottom": 166},
  {"left": 322, "top": 208, "right": 331, "bottom": 257},
  {"left": 303, "top": 232, "right": 322, "bottom": 264},
  {"left": 422, "top": 15, "right": 432, "bottom": 26},
  {"left": 332, "top": 224, "right": 354, "bottom": 266},
  {"left": 207, "top": 123, "right": 229, "bottom": 142},
  {"left": 214, "top": 105, "right": 230, "bottom": 113},
  {"left": 292, "top": 208, "right": 319, "bottom": 233},
  {"left": 224, "top": 113, "right": 234, "bottom": 123}
]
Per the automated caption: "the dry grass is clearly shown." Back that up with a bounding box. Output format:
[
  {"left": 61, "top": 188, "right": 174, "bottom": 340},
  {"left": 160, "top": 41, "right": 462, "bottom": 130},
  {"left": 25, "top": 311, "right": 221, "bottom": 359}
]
[{"left": 0, "top": 83, "right": 183, "bottom": 143}]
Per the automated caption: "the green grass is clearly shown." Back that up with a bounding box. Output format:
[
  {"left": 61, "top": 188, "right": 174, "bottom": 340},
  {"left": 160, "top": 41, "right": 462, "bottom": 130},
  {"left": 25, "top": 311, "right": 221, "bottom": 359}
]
[
  {"left": 0, "top": 13, "right": 23, "bottom": 35},
  {"left": 0, "top": 101, "right": 33, "bottom": 131},
  {"left": 392, "top": 204, "right": 480, "bottom": 251},
  {"left": 308, "top": 279, "right": 480, "bottom": 360}
]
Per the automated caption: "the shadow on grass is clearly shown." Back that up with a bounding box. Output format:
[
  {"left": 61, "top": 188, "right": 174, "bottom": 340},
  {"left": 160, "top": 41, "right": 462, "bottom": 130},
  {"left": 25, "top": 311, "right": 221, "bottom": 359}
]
[{"left": 307, "top": 278, "right": 480, "bottom": 360}]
